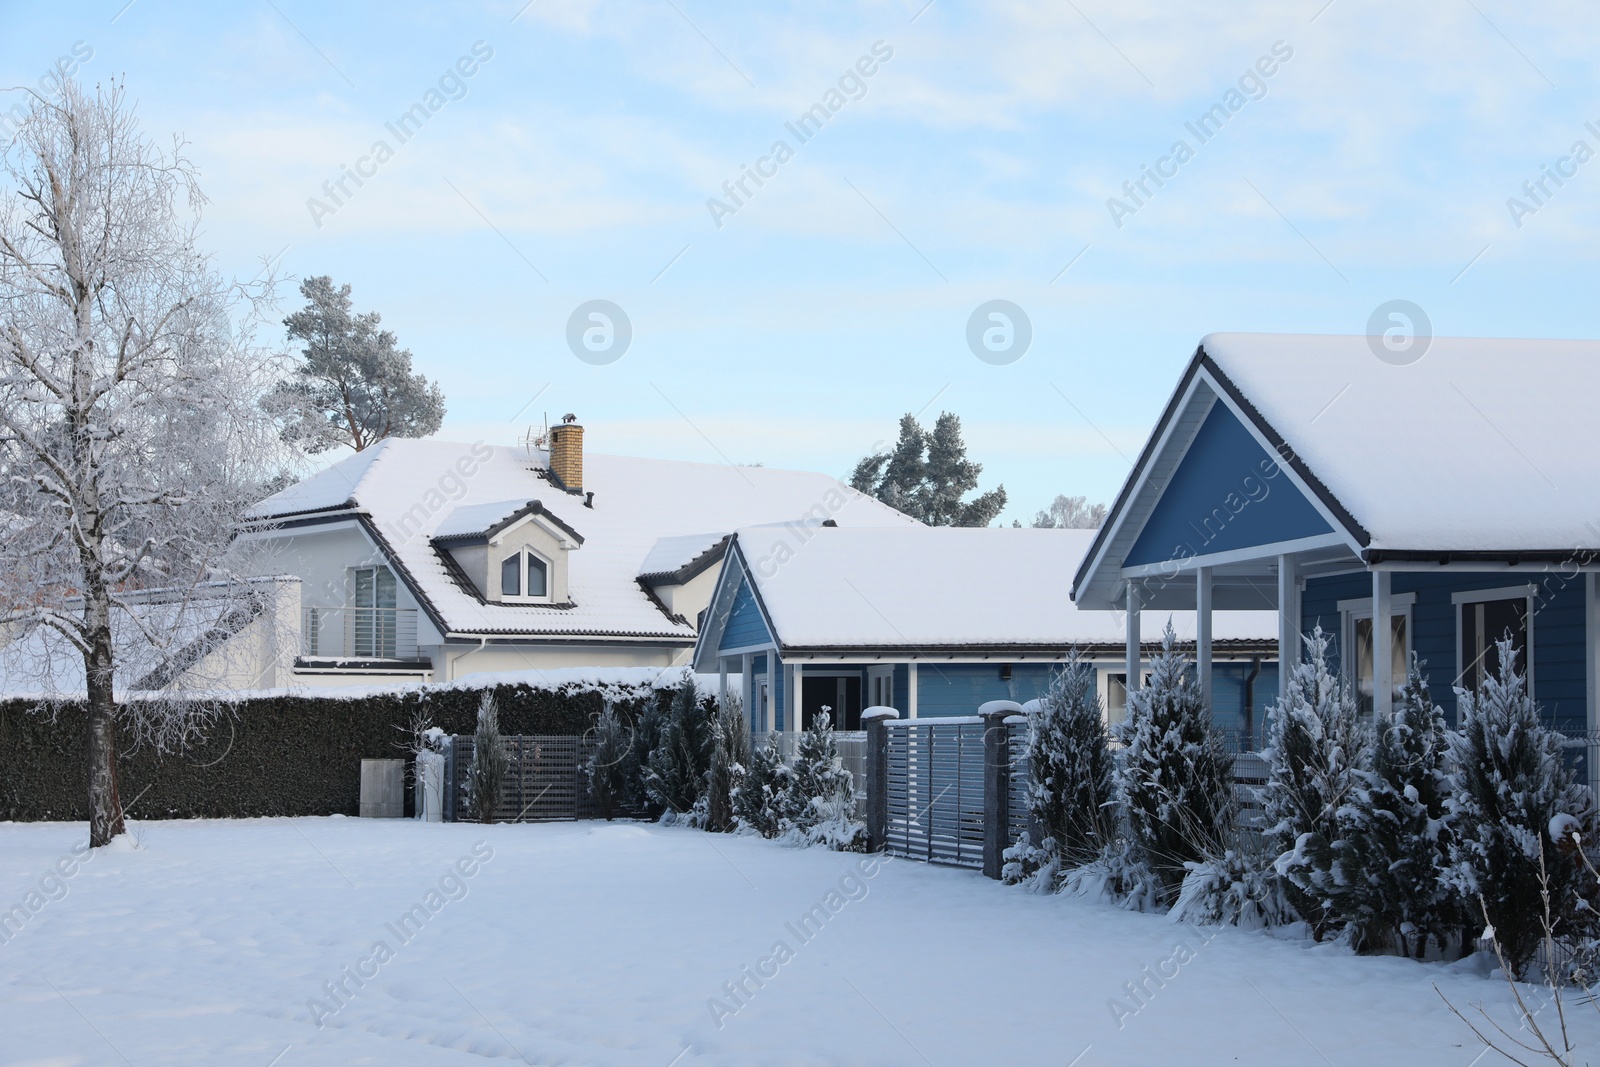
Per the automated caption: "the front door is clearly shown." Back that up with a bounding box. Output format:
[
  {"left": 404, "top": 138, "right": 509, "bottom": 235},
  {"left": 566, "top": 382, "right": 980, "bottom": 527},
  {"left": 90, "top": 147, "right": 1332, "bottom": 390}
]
[{"left": 802, "top": 674, "right": 863, "bottom": 730}]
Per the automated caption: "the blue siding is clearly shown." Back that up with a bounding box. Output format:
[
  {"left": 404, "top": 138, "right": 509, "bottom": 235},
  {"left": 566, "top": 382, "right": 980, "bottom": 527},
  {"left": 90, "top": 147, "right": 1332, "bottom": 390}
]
[
  {"left": 719, "top": 578, "right": 773, "bottom": 653},
  {"left": 892, "top": 663, "right": 909, "bottom": 712},
  {"left": 1210, "top": 660, "right": 1278, "bottom": 747},
  {"left": 914, "top": 663, "right": 1058, "bottom": 718},
  {"left": 1301, "top": 570, "right": 1588, "bottom": 732},
  {"left": 1125, "top": 403, "right": 1332, "bottom": 567}
]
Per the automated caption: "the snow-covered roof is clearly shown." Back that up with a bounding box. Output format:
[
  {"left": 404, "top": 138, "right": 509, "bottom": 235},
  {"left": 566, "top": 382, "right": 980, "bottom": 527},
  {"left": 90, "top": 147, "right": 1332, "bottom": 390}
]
[
  {"left": 637, "top": 532, "right": 729, "bottom": 584},
  {"left": 725, "top": 526, "right": 1277, "bottom": 652},
  {"left": 244, "top": 439, "right": 918, "bottom": 640},
  {"left": 1203, "top": 333, "right": 1600, "bottom": 553},
  {"left": 431, "top": 500, "right": 534, "bottom": 541}
]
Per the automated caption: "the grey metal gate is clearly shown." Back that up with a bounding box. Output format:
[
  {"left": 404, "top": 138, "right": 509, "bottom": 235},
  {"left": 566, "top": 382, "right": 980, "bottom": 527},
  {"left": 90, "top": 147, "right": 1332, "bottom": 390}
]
[
  {"left": 884, "top": 717, "right": 987, "bottom": 868},
  {"left": 446, "top": 735, "right": 599, "bottom": 822}
]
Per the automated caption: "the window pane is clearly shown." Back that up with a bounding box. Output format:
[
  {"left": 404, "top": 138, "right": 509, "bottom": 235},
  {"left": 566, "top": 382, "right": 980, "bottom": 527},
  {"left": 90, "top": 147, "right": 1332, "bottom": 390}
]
[
  {"left": 527, "top": 555, "right": 548, "bottom": 597},
  {"left": 375, "top": 567, "right": 397, "bottom": 609},
  {"left": 353, "top": 567, "right": 374, "bottom": 608},
  {"left": 1354, "top": 614, "right": 1407, "bottom": 716},
  {"left": 501, "top": 554, "right": 521, "bottom": 597},
  {"left": 1463, "top": 596, "right": 1528, "bottom": 690}
]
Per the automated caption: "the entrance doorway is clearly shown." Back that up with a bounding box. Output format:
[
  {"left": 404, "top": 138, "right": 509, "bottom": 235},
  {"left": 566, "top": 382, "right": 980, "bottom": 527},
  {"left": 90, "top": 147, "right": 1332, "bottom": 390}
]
[{"left": 802, "top": 673, "right": 863, "bottom": 730}]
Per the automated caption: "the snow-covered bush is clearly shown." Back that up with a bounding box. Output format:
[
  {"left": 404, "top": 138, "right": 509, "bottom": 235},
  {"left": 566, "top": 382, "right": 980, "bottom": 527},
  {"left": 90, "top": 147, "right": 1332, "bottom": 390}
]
[
  {"left": 1319, "top": 658, "right": 1457, "bottom": 955},
  {"left": 1061, "top": 835, "right": 1163, "bottom": 913},
  {"left": 586, "top": 701, "right": 634, "bottom": 821},
  {"left": 1262, "top": 627, "right": 1370, "bottom": 937},
  {"left": 706, "top": 695, "right": 750, "bottom": 833},
  {"left": 464, "top": 692, "right": 508, "bottom": 824},
  {"left": 645, "top": 681, "right": 713, "bottom": 820},
  {"left": 1446, "top": 638, "right": 1594, "bottom": 978},
  {"left": 778, "top": 711, "right": 866, "bottom": 851},
  {"left": 1116, "top": 623, "right": 1235, "bottom": 904},
  {"left": 734, "top": 735, "right": 786, "bottom": 838},
  {"left": 1019, "top": 653, "right": 1115, "bottom": 875},
  {"left": 1171, "top": 842, "right": 1295, "bottom": 930}
]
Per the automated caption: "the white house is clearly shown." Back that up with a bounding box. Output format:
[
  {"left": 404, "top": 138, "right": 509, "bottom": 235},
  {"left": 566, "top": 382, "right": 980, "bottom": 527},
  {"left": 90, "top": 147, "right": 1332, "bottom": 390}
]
[{"left": 233, "top": 418, "right": 919, "bottom": 688}]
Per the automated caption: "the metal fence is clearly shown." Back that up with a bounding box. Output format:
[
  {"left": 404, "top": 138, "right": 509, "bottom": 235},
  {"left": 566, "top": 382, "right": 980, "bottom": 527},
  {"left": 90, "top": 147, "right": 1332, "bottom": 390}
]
[
  {"left": 302, "top": 605, "right": 419, "bottom": 659},
  {"left": 445, "top": 735, "right": 599, "bottom": 822},
  {"left": 753, "top": 730, "right": 868, "bottom": 816},
  {"left": 883, "top": 717, "right": 988, "bottom": 869},
  {"left": 1006, "top": 720, "right": 1031, "bottom": 850}
]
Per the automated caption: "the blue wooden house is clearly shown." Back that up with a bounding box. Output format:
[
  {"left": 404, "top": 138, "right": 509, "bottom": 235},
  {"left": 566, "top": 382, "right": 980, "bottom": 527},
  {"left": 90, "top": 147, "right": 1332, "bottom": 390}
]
[
  {"left": 1072, "top": 333, "right": 1599, "bottom": 777},
  {"left": 693, "top": 524, "right": 1278, "bottom": 740}
]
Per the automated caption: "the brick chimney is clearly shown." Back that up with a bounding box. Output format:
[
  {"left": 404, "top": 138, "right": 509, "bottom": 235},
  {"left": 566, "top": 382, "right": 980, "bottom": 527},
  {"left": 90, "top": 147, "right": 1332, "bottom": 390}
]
[{"left": 548, "top": 413, "right": 583, "bottom": 491}]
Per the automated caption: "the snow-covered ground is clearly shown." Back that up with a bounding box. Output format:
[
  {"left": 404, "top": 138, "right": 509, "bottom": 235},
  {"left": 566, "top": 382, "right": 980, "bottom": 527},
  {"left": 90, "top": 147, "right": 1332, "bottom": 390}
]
[{"left": 1, "top": 818, "right": 1588, "bottom": 1066}]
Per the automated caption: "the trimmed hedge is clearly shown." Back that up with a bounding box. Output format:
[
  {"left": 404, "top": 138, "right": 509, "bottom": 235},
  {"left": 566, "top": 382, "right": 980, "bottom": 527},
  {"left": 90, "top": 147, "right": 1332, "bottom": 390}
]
[{"left": 0, "top": 681, "right": 674, "bottom": 822}]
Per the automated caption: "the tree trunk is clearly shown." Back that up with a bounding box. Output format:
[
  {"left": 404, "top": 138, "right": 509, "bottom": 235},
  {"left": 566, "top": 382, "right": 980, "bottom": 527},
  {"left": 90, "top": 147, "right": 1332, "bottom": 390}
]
[{"left": 85, "top": 595, "right": 124, "bottom": 847}]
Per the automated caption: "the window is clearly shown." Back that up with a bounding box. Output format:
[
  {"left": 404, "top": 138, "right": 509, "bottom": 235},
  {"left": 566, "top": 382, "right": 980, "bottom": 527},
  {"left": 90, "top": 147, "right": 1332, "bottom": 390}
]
[
  {"left": 867, "top": 666, "right": 895, "bottom": 710},
  {"left": 500, "top": 548, "right": 553, "bottom": 602},
  {"left": 1106, "top": 672, "right": 1148, "bottom": 729},
  {"left": 1338, "top": 593, "right": 1414, "bottom": 716},
  {"left": 352, "top": 565, "right": 397, "bottom": 657},
  {"left": 1456, "top": 588, "right": 1532, "bottom": 693}
]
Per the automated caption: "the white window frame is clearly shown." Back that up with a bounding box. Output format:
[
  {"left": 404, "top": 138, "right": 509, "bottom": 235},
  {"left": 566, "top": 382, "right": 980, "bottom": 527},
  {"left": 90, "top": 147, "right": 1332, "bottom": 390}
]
[
  {"left": 866, "top": 665, "right": 895, "bottom": 710},
  {"left": 1452, "top": 584, "right": 1537, "bottom": 697},
  {"left": 1337, "top": 590, "right": 1416, "bottom": 696},
  {"left": 1102, "top": 668, "right": 1148, "bottom": 731},
  {"left": 500, "top": 546, "right": 555, "bottom": 604}
]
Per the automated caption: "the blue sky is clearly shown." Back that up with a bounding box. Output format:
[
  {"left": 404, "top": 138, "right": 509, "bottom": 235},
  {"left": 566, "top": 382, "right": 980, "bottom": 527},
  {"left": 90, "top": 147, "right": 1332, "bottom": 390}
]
[{"left": 3, "top": 1, "right": 1596, "bottom": 523}]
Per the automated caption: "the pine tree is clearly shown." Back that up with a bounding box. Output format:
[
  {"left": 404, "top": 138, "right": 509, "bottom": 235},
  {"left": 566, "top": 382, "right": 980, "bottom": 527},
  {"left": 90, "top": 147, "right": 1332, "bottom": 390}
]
[
  {"left": 1447, "top": 638, "right": 1594, "bottom": 978},
  {"left": 1261, "top": 627, "right": 1370, "bottom": 936},
  {"left": 780, "top": 711, "right": 865, "bottom": 849},
  {"left": 645, "top": 682, "right": 714, "bottom": 818},
  {"left": 1116, "top": 624, "right": 1235, "bottom": 902},
  {"left": 734, "top": 736, "right": 786, "bottom": 837},
  {"left": 627, "top": 694, "right": 664, "bottom": 818},
  {"left": 1024, "top": 652, "right": 1115, "bottom": 868},
  {"left": 1322, "top": 657, "right": 1456, "bottom": 955},
  {"left": 586, "top": 701, "right": 634, "bottom": 821},
  {"left": 706, "top": 695, "right": 750, "bottom": 833},
  {"left": 464, "top": 692, "right": 508, "bottom": 824},
  {"left": 849, "top": 412, "right": 1006, "bottom": 526}
]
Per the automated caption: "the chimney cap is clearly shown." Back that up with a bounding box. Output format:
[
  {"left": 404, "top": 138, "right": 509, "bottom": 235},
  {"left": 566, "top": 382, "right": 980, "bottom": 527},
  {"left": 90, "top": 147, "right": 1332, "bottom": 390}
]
[{"left": 561, "top": 413, "right": 578, "bottom": 424}]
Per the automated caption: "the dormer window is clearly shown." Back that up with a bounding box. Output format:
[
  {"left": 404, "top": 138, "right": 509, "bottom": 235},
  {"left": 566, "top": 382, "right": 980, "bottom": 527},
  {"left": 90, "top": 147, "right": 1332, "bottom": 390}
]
[{"left": 500, "top": 548, "right": 552, "bottom": 602}]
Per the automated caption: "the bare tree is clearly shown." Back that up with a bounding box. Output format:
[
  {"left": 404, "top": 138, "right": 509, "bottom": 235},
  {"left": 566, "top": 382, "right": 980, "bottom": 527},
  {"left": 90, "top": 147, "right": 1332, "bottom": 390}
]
[
  {"left": 0, "top": 80, "right": 288, "bottom": 846},
  {"left": 1031, "top": 494, "right": 1106, "bottom": 529}
]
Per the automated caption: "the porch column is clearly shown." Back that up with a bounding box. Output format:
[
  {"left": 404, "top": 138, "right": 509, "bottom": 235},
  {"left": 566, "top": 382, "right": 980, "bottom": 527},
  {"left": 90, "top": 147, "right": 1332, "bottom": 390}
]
[
  {"left": 1373, "top": 569, "right": 1393, "bottom": 718},
  {"left": 741, "top": 652, "right": 756, "bottom": 730},
  {"left": 1125, "top": 581, "right": 1142, "bottom": 694},
  {"left": 1277, "top": 554, "right": 1299, "bottom": 706},
  {"left": 719, "top": 658, "right": 729, "bottom": 711},
  {"left": 791, "top": 662, "right": 803, "bottom": 733},
  {"left": 907, "top": 662, "right": 919, "bottom": 718},
  {"left": 1196, "top": 566, "right": 1213, "bottom": 711},
  {"left": 1587, "top": 573, "right": 1599, "bottom": 798}
]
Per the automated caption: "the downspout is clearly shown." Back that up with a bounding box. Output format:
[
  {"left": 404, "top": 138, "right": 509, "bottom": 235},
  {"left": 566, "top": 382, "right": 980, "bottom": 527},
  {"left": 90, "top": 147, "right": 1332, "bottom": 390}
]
[{"left": 448, "top": 636, "right": 489, "bottom": 682}]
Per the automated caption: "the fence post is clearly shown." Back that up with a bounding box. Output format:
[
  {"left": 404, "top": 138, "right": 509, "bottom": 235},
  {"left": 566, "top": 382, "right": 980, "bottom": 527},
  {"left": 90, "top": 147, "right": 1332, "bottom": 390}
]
[
  {"left": 979, "top": 700, "right": 1024, "bottom": 880},
  {"left": 863, "top": 706, "right": 899, "bottom": 853}
]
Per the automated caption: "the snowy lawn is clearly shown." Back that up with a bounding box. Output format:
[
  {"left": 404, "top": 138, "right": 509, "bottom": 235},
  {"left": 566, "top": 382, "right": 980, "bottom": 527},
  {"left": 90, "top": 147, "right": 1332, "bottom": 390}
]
[{"left": 1, "top": 818, "right": 1589, "bottom": 1066}]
